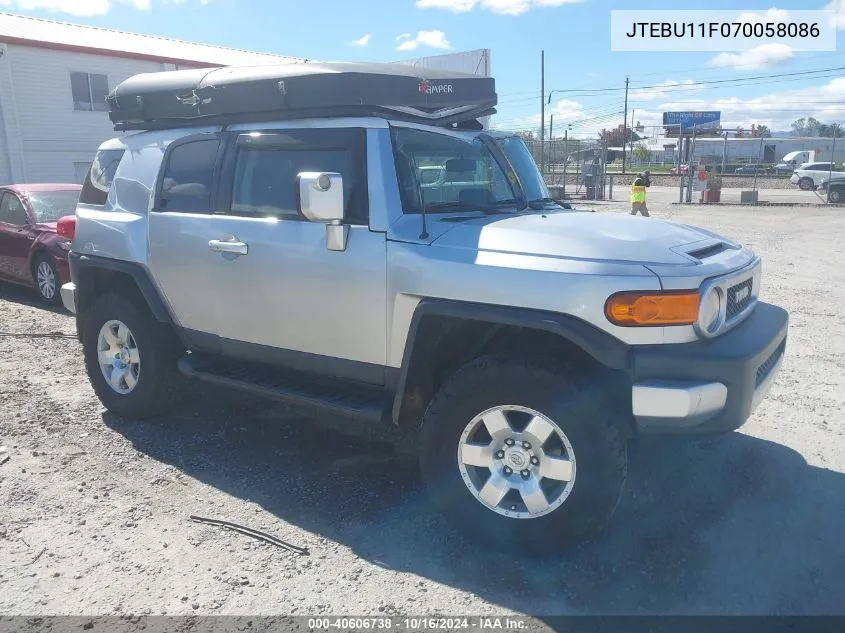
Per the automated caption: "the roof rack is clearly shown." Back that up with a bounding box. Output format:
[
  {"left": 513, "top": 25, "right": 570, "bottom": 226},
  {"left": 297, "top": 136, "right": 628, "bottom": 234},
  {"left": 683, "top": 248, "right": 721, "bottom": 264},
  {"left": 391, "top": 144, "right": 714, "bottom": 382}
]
[{"left": 107, "top": 61, "right": 497, "bottom": 132}]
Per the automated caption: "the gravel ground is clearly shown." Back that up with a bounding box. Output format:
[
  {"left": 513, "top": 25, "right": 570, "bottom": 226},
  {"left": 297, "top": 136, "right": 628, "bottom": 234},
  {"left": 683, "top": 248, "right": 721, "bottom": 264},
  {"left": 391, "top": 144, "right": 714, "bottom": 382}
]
[{"left": 1, "top": 202, "right": 844, "bottom": 619}]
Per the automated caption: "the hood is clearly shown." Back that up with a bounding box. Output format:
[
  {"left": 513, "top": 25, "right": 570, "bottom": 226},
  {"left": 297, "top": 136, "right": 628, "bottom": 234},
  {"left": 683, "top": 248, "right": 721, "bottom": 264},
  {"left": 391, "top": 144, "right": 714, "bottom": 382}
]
[{"left": 430, "top": 211, "right": 727, "bottom": 266}]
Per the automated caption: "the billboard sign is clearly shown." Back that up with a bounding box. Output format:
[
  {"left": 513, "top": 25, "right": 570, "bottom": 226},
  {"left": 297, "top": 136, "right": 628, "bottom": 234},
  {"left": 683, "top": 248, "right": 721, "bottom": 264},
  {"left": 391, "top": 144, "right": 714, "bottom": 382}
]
[{"left": 662, "top": 111, "right": 721, "bottom": 131}]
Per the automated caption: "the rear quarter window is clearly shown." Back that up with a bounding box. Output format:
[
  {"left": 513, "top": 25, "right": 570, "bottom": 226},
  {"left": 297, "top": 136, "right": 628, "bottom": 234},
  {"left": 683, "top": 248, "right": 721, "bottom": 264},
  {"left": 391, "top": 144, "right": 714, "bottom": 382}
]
[{"left": 79, "top": 149, "right": 125, "bottom": 206}]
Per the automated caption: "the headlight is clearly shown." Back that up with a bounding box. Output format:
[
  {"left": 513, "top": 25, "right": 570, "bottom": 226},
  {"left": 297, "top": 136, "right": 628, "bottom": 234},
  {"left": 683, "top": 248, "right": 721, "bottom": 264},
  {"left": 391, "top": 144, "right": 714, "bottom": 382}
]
[
  {"left": 698, "top": 287, "right": 722, "bottom": 334},
  {"left": 605, "top": 291, "right": 699, "bottom": 326}
]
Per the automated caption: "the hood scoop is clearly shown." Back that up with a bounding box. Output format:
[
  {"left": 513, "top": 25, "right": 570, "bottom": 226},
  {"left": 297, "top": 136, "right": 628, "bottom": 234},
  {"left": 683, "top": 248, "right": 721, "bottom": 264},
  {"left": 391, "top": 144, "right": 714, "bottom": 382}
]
[{"left": 687, "top": 241, "right": 732, "bottom": 261}]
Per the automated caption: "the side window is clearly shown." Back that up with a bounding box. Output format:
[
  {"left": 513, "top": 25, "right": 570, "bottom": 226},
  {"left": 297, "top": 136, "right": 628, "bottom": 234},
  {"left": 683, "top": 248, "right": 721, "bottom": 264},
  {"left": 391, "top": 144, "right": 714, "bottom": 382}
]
[
  {"left": 158, "top": 138, "right": 221, "bottom": 213},
  {"left": 230, "top": 145, "right": 362, "bottom": 222},
  {"left": 80, "top": 149, "right": 124, "bottom": 206},
  {"left": 0, "top": 193, "right": 29, "bottom": 225}
]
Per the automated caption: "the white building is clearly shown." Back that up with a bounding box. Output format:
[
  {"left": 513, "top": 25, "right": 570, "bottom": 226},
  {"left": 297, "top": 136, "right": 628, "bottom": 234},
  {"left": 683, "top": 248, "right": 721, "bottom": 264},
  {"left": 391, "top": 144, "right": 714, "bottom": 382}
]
[
  {"left": 633, "top": 136, "right": 844, "bottom": 166},
  {"left": 0, "top": 12, "right": 495, "bottom": 185},
  {"left": 0, "top": 12, "right": 302, "bottom": 185}
]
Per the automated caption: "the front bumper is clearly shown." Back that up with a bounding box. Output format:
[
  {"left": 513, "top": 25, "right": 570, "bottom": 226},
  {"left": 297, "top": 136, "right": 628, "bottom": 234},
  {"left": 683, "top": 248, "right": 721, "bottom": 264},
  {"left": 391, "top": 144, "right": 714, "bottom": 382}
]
[
  {"left": 60, "top": 282, "right": 77, "bottom": 315},
  {"left": 789, "top": 175, "right": 800, "bottom": 185},
  {"left": 630, "top": 301, "right": 788, "bottom": 434}
]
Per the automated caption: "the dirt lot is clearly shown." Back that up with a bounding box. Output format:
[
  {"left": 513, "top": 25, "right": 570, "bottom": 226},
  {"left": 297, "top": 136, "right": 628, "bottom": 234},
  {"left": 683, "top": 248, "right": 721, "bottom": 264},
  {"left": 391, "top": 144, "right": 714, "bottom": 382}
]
[{"left": 1, "top": 202, "right": 844, "bottom": 618}]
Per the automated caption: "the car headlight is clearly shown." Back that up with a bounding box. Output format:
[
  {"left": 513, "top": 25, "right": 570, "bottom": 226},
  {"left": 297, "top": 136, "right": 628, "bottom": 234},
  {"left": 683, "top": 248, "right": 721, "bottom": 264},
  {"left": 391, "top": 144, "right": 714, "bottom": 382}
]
[{"left": 698, "top": 287, "right": 722, "bottom": 334}]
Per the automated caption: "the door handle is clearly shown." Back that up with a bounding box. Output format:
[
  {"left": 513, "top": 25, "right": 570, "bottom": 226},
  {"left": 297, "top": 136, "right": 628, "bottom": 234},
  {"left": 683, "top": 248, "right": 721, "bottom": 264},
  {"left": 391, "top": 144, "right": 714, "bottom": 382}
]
[{"left": 208, "top": 239, "right": 248, "bottom": 255}]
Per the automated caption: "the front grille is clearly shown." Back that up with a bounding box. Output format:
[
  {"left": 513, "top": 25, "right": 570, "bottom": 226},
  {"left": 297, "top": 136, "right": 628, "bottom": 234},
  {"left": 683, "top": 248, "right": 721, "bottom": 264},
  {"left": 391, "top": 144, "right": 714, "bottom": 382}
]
[
  {"left": 756, "top": 340, "right": 786, "bottom": 387},
  {"left": 726, "top": 278, "right": 753, "bottom": 319}
]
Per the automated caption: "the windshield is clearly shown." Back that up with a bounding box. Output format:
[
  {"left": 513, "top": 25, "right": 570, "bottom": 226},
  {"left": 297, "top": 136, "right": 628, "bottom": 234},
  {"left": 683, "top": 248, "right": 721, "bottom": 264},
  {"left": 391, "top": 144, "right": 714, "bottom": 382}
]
[
  {"left": 27, "top": 190, "right": 80, "bottom": 223},
  {"left": 496, "top": 135, "right": 551, "bottom": 203},
  {"left": 390, "top": 126, "right": 517, "bottom": 213}
]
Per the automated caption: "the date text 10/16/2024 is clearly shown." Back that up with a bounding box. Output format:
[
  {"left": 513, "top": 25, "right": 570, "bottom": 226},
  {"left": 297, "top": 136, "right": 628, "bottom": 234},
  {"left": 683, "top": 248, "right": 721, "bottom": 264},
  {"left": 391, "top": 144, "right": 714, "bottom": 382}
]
[{"left": 308, "top": 617, "right": 530, "bottom": 631}]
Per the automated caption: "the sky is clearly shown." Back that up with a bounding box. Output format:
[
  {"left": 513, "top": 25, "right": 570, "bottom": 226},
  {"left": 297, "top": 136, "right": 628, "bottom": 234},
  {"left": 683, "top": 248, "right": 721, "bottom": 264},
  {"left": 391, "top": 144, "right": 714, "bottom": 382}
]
[{"left": 1, "top": 0, "right": 844, "bottom": 139}]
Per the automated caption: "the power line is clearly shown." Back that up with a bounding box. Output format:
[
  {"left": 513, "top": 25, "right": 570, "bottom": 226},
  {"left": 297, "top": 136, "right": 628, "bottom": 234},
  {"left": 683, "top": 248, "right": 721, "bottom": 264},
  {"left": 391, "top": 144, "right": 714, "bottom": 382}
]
[{"left": 544, "top": 65, "right": 845, "bottom": 96}]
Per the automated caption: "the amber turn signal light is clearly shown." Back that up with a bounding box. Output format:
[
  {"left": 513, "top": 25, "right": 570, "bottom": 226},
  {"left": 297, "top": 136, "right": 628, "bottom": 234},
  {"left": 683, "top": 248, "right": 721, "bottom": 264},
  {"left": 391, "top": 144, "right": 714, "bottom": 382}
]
[{"left": 605, "top": 291, "right": 700, "bottom": 326}]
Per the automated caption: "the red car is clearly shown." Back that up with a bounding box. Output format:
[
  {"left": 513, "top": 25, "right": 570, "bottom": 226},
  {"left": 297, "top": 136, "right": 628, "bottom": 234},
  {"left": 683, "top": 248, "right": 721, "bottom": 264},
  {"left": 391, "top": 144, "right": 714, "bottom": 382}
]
[{"left": 0, "top": 183, "right": 81, "bottom": 305}]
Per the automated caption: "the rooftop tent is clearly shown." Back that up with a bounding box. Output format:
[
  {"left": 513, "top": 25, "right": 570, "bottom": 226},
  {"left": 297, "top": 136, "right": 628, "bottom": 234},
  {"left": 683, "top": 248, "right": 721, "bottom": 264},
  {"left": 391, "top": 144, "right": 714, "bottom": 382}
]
[{"left": 107, "top": 61, "right": 497, "bottom": 131}]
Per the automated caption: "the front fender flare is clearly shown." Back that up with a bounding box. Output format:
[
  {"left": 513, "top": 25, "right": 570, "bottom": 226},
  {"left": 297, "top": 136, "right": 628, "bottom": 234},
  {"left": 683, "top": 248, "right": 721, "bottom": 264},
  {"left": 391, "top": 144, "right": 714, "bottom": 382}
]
[{"left": 391, "top": 299, "right": 633, "bottom": 425}]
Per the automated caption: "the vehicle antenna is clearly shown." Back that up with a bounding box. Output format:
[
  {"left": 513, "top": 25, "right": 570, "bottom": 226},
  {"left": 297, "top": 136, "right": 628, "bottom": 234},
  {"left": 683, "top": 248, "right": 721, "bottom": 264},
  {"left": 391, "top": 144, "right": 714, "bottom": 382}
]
[{"left": 408, "top": 152, "right": 429, "bottom": 239}]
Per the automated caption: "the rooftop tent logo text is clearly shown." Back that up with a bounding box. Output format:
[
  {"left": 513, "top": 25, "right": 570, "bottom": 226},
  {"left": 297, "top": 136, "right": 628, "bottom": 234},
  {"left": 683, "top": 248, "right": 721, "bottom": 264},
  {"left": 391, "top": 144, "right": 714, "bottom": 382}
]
[{"left": 419, "top": 78, "right": 454, "bottom": 95}]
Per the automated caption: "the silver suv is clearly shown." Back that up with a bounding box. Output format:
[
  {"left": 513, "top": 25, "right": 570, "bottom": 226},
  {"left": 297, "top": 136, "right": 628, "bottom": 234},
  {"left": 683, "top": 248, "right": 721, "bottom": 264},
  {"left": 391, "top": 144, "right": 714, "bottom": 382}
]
[{"left": 60, "top": 62, "right": 788, "bottom": 554}]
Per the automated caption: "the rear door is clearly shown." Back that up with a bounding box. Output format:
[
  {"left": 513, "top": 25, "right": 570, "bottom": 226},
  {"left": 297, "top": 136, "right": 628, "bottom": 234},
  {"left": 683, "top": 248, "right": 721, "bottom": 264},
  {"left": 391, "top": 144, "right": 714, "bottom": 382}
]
[
  {"left": 146, "top": 134, "right": 227, "bottom": 352},
  {"left": 0, "top": 191, "right": 35, "bottom": 281}
]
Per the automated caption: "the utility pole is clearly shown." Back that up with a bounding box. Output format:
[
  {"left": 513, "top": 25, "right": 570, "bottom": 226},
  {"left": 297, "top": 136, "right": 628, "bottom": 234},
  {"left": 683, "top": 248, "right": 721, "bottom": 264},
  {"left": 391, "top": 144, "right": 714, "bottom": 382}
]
[
  {"left": 828, "top": 127, "right": 837, "bottom": 203},
  {"left": 621, "top": 76, "right": 629, "bottom": 173},
  {"left": 629, "top": 108, "right": 636, "bottom": 168},
  {"left": 721, "top": 130, "right": 728, "bottom": 174},
  {"left": 563, "top": 128, "right": 569, "bottom": 198},
  {"left": 549, "top": 114, "right": 555, "bottom": 172},
  {"left": 540, "top": 50, "right": 545, "bottom": 177}
]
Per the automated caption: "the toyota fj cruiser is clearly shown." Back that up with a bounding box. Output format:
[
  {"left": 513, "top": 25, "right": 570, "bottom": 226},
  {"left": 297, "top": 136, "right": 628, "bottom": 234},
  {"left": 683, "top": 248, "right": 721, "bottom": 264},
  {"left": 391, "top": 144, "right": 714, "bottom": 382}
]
[{"left": 60, "top": 62, "right": 788, "bottom": 553}]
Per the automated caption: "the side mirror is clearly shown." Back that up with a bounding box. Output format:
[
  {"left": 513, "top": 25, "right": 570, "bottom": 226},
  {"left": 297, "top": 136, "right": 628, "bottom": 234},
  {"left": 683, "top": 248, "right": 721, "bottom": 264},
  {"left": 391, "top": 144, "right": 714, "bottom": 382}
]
[
  {"left": 297, "top": 172, "right": 348, "bottom": 252},
  {"left": 298, "top": 172, "right": 344, "bottom": 222}
]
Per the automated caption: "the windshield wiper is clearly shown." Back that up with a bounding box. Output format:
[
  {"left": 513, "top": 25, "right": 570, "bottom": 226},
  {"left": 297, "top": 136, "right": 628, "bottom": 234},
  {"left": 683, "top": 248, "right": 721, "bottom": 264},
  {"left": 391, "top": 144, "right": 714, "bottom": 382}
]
[
  {"left": 424, "top": 201, "right": 518, "bottom": 215},
  {"left": 527, "top": 197, "right": 559, "bottom": 209}
]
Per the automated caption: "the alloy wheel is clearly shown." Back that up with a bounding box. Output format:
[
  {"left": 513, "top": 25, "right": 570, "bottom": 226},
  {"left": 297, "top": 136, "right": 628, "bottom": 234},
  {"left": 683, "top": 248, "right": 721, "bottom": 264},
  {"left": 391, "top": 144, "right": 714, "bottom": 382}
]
[
  {"left": 97, "top": 320, "right": 141, "bottom": 394},
  {"left": 457, "top": 405, "right": 576, "bottom": 519},
  {"left": 36, "top": 261, "right": 56, "bottom": 300}
]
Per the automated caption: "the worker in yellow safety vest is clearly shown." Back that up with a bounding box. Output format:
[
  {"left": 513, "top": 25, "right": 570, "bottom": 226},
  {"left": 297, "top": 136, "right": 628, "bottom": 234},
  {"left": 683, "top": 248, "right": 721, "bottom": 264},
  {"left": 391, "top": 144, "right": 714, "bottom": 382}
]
[{"left": 630, "top": 174, "right": 650, "bottom": 217}]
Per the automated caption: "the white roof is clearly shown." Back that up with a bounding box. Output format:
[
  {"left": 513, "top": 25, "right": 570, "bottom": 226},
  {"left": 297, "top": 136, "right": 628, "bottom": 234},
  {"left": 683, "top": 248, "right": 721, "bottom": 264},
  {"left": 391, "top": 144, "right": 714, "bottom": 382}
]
[{"left": 0, "top": 11, "right": 303, "bottom": 66}]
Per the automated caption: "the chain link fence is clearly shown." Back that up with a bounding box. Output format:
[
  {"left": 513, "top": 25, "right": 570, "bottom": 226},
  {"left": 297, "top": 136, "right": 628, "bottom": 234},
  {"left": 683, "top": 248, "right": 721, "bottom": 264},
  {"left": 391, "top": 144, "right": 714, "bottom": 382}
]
[{"left": 523, "top": 134, "right": 843, "bottom": 205}]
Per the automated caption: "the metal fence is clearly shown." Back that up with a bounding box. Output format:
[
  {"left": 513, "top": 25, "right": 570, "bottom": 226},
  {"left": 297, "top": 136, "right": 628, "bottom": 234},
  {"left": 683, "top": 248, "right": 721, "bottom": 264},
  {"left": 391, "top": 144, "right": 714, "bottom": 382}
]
[{"left": 522, "top": 134, "right": 843, "bottom": 205}]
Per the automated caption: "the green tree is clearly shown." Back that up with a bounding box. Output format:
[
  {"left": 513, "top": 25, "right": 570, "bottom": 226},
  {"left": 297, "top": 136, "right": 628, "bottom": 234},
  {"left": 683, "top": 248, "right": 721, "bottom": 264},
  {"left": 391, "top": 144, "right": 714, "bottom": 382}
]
[
  {"left": 791, "top": 117, "right": 821, "bottom": 137},
  {"left": 750, "top": 124, "right": 771, "bottom": 138},
  {"left": 735, "top": 126, "right": 746, "bottom": 138},
  {"left": 598, "top": 124, "right": 641, "bottom": 147},
  {"left": 632, "top": 143, "right": 650, "bottom": 163},
  {"left": 818, "top": 122, "right": 843, "bottom": 137}
]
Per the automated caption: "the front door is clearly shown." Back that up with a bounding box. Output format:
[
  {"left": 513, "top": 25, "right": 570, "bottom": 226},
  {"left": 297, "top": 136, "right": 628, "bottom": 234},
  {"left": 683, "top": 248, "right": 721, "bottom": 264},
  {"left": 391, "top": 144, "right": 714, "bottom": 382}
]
[
  {"left": 206, "top": 127, "right": 388, "bottom": 384},
  {"left": 0, "top": 191, "right": 35, "bottom": 282}
]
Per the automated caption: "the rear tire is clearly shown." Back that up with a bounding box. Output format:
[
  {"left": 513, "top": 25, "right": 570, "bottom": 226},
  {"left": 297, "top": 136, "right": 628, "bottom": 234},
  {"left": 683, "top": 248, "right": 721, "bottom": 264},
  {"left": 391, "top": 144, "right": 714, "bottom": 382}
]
[
  {"left": 82, "top": 293, "right": 183, "bottom": 419},
  {"left": 798, "top": 177, "right": 814, "bottom": 191},
  {"left": 418, "top": 354, "right": 628, "bottom": 556},
  {"left": 32, "top": 256, "right": 60, "bottom": 305},
  {"left": 829, "top": 188, "right": 842, "bottom": 203}
]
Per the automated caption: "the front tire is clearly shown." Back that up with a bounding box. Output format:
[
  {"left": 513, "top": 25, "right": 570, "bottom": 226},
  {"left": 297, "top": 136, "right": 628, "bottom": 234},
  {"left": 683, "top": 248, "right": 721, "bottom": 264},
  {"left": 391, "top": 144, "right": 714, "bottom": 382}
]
[
  {"left": 829, "top": 188, "right": 842, "bottom": 203},
  {"left": 798, "top": 177, "right": 814, "bottom": 191},
  {"left": 419, "top": 355, "right": 628, "bottom": 556},
  {"left": 82, "top": 293, "right": 182, "bottom": 419},
  {"left": 32, "top": 256, "right": 60, "bottom": 305}
]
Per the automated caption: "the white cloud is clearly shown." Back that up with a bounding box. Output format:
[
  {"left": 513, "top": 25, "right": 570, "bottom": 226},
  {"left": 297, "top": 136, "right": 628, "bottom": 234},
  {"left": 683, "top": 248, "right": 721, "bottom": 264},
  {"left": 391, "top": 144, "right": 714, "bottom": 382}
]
[
  {"left": 395, "top": 30, "right": 452, "bottom": 51},
  {"left": 735, "top": 7, "right": 790, "bottom": 24},
  {"left": 348, "top": 33, "right": 372, "bottom": 47},
  {"left": 630, "top": 80, "right": 701, "bottom": 102},
  {"left": 825, "top": 0, "right": 845, "bottom": 29},
  {"left": 0, "top": 0, "right": 210, "bottom": 15},
  {"left": 708, "top": 43, "right": 794, "bottom": 70},
  {"left": 415, "top": 0, "right": 582, "bottom": 16},
  {"left": 494, "top": 77, "right": 845, "bottom": 138}
]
